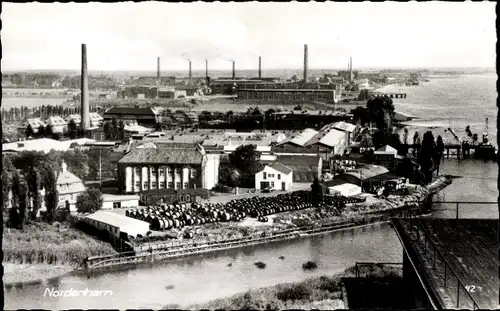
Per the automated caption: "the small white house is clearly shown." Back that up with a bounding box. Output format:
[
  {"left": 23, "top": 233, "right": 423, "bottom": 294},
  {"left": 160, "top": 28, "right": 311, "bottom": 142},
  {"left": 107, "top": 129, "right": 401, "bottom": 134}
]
[
  {"left": 255, "top": 163, "right": 293, "bottom": 191},
  {"left": 101, "top": 194, "right": 140, "bottom": 210},
  {"left": 84, "top": 211, "right": 150, "bottom": 239},
  {"left": 328, "top": 183, "right": 362, "bottom": 197}
]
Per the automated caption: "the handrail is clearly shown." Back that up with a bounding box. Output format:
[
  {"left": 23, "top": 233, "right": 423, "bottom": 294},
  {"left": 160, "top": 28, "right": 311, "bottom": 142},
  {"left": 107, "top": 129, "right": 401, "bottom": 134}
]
[{"left": 406, "top": 210, "right": 480, "bottom": 310}]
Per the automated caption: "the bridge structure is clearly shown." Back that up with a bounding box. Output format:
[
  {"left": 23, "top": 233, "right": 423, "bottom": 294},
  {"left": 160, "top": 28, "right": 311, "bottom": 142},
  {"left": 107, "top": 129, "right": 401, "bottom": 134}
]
[
  {"left": 400, "top": 143, "right": 497, "bottom": 161},
  {"left": 391, "top": 202, "right": 499, "bottom": 310}
]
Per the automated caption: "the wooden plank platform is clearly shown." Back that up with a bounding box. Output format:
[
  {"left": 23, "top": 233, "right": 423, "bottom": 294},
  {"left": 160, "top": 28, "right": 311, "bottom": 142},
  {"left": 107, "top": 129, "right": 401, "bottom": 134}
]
[{"left": 394, "top": 218, "right": 499, "bottom": 309}]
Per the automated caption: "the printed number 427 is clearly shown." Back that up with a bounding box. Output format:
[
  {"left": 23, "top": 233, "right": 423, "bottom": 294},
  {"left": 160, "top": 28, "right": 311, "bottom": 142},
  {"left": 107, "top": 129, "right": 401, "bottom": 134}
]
[{"left": 465, "top": 285, "right": 481, "bottom": 292}]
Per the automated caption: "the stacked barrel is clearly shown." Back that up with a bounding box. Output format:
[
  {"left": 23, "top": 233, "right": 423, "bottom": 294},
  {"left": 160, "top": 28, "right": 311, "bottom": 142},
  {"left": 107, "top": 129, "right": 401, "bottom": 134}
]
[{"left": 124, "top": 191, "right": 366, "bottom": 231}]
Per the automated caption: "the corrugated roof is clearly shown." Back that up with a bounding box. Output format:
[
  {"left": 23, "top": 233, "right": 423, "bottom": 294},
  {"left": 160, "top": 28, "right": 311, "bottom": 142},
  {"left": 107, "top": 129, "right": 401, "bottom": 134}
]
[
  {"left": 307, "top": 128, "right": 345, "bottom": 148},
  {"left": 277, "top": 154, "right": 320, "bottom": 166},
  {"left": 104, "top": 107, "right": 158, "bottom": 116},
  {"left": 118, "top": 147, "right": 204, "bottom": 165},
  {"left": 57, "top": 165, "right": 86, "bottom": 194},
  {"left": 341, "top": 165, "right": 389, "bottom": 181},
  {"left": 331, "top": 121, "right": 357, "bottom": 133},
  {"left": 269, "top": 162, "right": 293, "bottom": 174},
  {"left": 278, "top": 128, "right": 318, "bottom": 147},
  {"left": 375, "top": 145, "right": 398, "bottom": 154},
  {"left": 85, "top": 211, "right": 149, "bottom": 228}
]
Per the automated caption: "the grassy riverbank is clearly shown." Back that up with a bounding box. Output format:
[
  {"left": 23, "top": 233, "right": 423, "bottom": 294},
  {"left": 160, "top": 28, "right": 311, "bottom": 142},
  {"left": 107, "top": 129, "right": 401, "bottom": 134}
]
[
  {"left": 3, "top": 221, "right": 117, "bottom": 285},
  {"left": 182, "top": 264, "right": 402, "bottom": 310}
]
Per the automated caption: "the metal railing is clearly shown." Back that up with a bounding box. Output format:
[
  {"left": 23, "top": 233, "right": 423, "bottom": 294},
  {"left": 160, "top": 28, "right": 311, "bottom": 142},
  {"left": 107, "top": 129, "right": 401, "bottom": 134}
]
[
  {"left": 403, "top": 210, "right": 480, "bottom": 310},
  {"left": 431, "top": 201, "right": 497, "bottom": 220}
]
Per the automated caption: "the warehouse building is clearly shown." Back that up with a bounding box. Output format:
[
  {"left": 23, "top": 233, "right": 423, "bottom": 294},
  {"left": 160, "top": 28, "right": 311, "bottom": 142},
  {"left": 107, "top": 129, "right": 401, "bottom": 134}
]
[
  {"left": 255, "top": 163, "right": 293, "bottom": 191},
  {"left": 84, "top": 211, "right": 150, "bottom": 239},
  {"left": 236, "top": 88, "right": 337, "bottom": 102}
]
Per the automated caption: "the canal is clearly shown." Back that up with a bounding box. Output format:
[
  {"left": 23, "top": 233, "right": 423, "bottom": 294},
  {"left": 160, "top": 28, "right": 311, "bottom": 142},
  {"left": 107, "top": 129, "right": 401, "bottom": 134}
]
[{"left": 5, "top": 160, "right": 497, "bottom": 309}]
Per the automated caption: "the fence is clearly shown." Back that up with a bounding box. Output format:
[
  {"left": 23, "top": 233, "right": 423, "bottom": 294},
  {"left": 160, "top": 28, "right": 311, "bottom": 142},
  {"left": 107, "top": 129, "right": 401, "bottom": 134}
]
[
  {"left": 403, "top": 209, "right": 480, "bottom": 310},
  {"left": 431, "top": 201, "right": 498, "bottom": 219}
]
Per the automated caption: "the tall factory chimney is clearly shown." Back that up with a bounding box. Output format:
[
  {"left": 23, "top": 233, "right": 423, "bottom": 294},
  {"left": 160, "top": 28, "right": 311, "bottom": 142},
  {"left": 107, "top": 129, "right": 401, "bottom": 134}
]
[
  {"left": 232, "top": 61, "right": 235, "bottom": 80},
  {"left": 80, "top": 44, "right": 90, "bottom": 130},
  {"left": 258, "top": 56, "right": 262, "bottom": 79},
  {"left": 349, "top": 57, "right": 353, "bottom": 82},
  {"left": 205, "top": 59, "right": 209, "bottom": 81},
  {"left": 188, "top": 59, "right": 192, "bottom": 84},
  {"left": 303, "top": 44, "right": 309, "bottom": 83},
  {"left": 157, "top": 57, "right": 160, "bottom": 81}
]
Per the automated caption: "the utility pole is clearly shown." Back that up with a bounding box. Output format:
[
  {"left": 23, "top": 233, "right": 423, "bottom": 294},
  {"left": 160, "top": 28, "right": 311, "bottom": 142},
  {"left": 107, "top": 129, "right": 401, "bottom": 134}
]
[{"left": 99, "top": 147, "right": 102, "bottom": 188}]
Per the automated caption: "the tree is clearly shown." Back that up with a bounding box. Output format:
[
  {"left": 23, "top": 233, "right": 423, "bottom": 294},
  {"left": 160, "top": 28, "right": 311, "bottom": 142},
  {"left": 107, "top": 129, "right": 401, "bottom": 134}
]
[
  {"left": 37, "top": 125, "right": 46, "bottom": 138},
  {"left": 44, "top": 170, "right": 59, "bottom": 223},
  {"left": 118, "top": 120, "right": 125, "bottom": 141},
  {"left": 351, "top": 106, "right": 368, "bottom": 125},
  {"left": 76, "top": 188, "right": 103, "bottom": 214},
  {"left": 67, "top": 119, "right": 78, "bottom": 139},
  {"left": 45, "top": 124, "right": 54, "bottom": 138},
  {"left": 402, "top": 127, "right": 409, "bottom": 145},
  {"left": 228, "top": 144, "right": 263, "bottom": 188},
  {"left": 26, "top": 168, "right": 42, "bottom": 220},
  {"left": 366, "top": 96, "right": 395, "bottom": 132},
  {"left": 111, "top": 117, "right": 119, "bottom": 140},
  {"left": 418, "top": 131, "right": 437, "bottom": 183},
  {"left": 26, "top": 124, "right": 35, "bottom": 138},
  {"left": 311, "top": 177, "right": 323, "bottom": 203},
  {"left": 435, "top": 135, "right": 445, "bottom": 174}
]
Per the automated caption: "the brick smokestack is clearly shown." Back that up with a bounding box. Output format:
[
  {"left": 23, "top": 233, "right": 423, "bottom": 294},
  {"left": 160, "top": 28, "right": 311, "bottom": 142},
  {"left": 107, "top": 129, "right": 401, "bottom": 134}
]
[
  {"left": 232, "top": 60, "right": 235, "bottom": 80},
  {"left": 81, "top": 44, "right": 90, "bottom": 130},
  {"left": 188, "top": 59, "right": 192, "bottom": 84},
  {"left": 205, "top": 59, "right": 208, "bottom": 81},
  {"left": 157, "top": 57, "right": 160, "bottom": 81},
  {"left": 258, "top": 56, "right": 262, "bottom": 79},
  {"left": 350, "top": 57, "right": 353, "bottom": 82},
  {"left": 303, "top": 44, "right": 308, "bottom": 83}
]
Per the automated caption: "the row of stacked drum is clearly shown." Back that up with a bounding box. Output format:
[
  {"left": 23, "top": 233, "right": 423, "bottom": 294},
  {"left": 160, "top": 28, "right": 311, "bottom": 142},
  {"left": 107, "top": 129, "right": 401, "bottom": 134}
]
[{"left": 124, "top": 191, "right": 365, "bottom": 232}]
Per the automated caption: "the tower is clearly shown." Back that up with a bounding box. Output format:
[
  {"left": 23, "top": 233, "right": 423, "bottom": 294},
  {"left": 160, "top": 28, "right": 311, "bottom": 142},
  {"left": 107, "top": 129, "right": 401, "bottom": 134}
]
[
  {"left": 303, "top": 44, "right": 309, "bottom": 83},
  {"left": 80, "top": 44, "right": 90, "bottom": 130}
]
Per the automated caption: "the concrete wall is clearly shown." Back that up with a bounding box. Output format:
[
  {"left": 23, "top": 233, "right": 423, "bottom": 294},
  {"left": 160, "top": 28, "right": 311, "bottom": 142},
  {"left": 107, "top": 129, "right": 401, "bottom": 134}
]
[{"left": 203, "top": 153, "right": 220, "bottom": 190}]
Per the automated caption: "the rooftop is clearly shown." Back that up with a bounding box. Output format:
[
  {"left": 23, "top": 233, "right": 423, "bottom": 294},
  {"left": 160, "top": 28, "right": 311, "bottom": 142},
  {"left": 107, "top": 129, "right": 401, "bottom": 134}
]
[
  {"left": 104, "top": 107, "right": 159, "bottom": 116},
  {"left": 118, "top": 147, "right": 204, "bottom": 165},
  {"left": 277, "top": 128, "right": 318, "bottom": 147},
  {"left": 269, "top": 162, "right": 293, "bottom": 175},
  {"left": 306, "top": 128, "right": 346, "bottom": 148},
  {"left": 86, "top": 211, "right": 150, "bottom": 228},
  {"left": 392, "top": 218, "right": 499, "bottom": 310}
]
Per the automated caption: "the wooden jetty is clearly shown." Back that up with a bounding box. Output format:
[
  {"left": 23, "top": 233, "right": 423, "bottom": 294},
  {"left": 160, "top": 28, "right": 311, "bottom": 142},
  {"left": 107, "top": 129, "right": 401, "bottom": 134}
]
[{"left": 401, "top": 143, "right": 496, "bottom": 161}]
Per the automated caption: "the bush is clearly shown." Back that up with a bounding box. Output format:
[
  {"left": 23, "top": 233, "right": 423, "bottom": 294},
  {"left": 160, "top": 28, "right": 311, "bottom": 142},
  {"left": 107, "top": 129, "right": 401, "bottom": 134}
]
[{"left": 277, "top": 284, "right": 312, "bottom": 301}]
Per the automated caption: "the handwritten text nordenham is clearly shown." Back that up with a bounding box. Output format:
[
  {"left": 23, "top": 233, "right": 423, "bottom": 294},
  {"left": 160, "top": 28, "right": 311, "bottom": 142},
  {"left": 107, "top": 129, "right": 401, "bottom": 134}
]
[{"left": 44, "top": 287, "right": 113, "bottom": 297}]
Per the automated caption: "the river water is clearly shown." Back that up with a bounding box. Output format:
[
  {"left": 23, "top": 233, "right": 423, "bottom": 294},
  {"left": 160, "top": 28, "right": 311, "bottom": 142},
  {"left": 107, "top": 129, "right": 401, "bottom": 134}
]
[{"left": 4, "top": 74, "right": 498, "bottom": 309}]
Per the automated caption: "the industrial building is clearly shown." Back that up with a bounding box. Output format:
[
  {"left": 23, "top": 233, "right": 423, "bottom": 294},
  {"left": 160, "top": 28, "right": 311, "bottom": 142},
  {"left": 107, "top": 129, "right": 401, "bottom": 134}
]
[
  {"left": 103, "top": 107, "right": 162, "bottom": 126},
  {"left": 117, "top": 145, "right": 219, "bottom": 195},
  {"left": 236, "top": 88, "right": 337, "bottom": 102},
  {"left": 17, "top": 117, "right": 46, "bottom": 136},
  {"left": 272, "top": 126, "right": 348, "bottom": 157},
  {"left": 65, "top": 113, "right": 104, "bottom": 129},
  {"left": 84, "top": 211, "right": 150, "bottom": 239}
]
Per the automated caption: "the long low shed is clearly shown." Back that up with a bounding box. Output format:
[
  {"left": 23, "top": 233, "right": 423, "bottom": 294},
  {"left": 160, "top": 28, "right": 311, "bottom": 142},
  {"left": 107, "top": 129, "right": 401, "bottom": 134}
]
[{"left": 84, "top": 211, "right": 150, "bottom": 239}]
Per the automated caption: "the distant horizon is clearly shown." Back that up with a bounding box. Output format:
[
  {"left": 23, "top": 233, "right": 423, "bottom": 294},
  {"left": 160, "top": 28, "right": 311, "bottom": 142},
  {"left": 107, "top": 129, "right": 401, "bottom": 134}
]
[{"left": 2, "top": 66, "right": 496, "bottom": 75}]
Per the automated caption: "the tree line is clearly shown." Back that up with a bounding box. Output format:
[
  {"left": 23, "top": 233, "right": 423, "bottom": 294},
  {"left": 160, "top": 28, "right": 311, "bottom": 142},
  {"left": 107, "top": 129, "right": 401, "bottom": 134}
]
[
  {"left": 3, "top": 150, "right": 106, "bottom": 228},
  {"left": 352, "top": 95, "right": 446, "bottom": 185}
]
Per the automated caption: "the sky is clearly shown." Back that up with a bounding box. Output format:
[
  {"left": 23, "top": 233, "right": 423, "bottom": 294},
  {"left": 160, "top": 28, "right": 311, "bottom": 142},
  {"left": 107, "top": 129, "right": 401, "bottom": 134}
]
[{"left": 2, "top": 2, "right": 497, "bottom": 71}]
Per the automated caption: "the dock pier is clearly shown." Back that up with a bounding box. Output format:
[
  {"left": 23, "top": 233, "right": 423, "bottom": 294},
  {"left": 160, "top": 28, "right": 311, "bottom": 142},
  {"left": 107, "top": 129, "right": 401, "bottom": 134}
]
[{"left": 402, "top": 143, "right": 496, "bottom": 161}]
